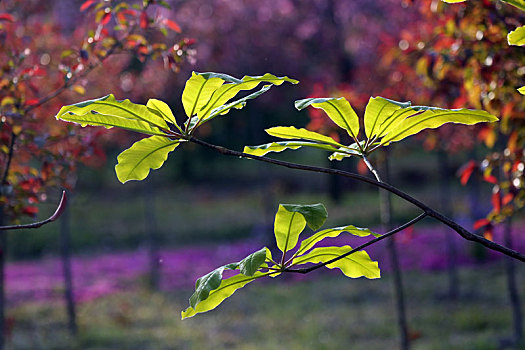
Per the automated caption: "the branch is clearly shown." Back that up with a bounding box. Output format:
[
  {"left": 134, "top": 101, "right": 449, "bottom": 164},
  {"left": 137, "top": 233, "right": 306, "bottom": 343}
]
[
  {"left": 1, "top": 132, "right": 15, "bottom": 185},
  {"left": 188, "top": 136, "right": 525, "bottom": 263},
  {"left": 0, "top": 190, "right": 67, "bottom": 231},
  {"left": 285, "top": 212, "right": 428, "bottom": 274},
  {"left": 24, "top": 40, "right": 122, "bottom": 113}
]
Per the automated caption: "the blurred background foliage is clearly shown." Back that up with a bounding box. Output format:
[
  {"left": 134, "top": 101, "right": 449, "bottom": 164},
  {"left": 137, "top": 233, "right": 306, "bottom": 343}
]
[{"left": 0, "top": 0, "right": 524, "bottom": 349}]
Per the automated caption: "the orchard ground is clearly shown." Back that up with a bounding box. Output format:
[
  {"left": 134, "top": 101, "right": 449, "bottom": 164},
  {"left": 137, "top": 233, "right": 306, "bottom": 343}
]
[{"left": 5, "top": 223, "right": 525, "bottom": 349}]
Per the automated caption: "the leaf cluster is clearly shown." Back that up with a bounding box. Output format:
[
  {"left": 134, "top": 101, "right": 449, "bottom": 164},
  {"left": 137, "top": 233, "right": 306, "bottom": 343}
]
[
  {"left": 244, "top": 96, "right": 497, "bottom": 161},
  {"left": 181, "top": 203, "right": 380, "bottom": 319},
  {"left": 56, "top": 72, "right": 298, "bottom": 183}
]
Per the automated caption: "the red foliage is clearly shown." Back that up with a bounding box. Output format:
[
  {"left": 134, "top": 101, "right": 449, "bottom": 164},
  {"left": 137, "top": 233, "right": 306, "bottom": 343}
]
[
  {"left": 458, "top": 160, "right": 477, "bottom": 185},
  {"left": 0, "top": 0, "right": 195, "bottom": 221}
]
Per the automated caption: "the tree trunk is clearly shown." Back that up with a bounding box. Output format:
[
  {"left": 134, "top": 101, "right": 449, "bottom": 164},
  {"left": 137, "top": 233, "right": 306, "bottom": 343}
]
[
  {"left": 0, "top": 208, "right": 5, "bottom": 350},
  {"left": 437, "top": 150, "right": 459, "bottom": 299},
  {"left": 144, "top": 181, "right": 160, "bottom": 290},
  {"left": 60, "top": 193, "right": 77, "bottom": 335},
  {"left": 503, "top": 217, "right": 523, "bottom": 346},
  {"left": 379, "top": 154, "right": 410, "bottom": 350}
]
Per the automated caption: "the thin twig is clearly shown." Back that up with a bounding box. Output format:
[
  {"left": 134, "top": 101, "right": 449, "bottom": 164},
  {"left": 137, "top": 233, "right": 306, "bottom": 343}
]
[
  {"left": 0, "top": 191, "right": 67, "bottom": 230},
  {"left": 188, "top": 136, "right": 525, "bottom": 263},
  {"left": 284, "top": 212, "right": 428, "bottom": 274},
  {"left": 24, "top": 41, "right": 122, "bottom": 113}
]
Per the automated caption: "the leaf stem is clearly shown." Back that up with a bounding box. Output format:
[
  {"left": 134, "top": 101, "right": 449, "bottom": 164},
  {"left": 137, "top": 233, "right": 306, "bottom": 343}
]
[
  {"left": 285, "top": 213, "right": 427, "bottom": 274},
  {"left": 362, "top": 155, "right": 382, "bottom": 182},
  {"left": 266, "top": 257, "right": 280, "bottom": 267},
  {"left": 188, "top": 136, "right": 525, "bottom": 263}
]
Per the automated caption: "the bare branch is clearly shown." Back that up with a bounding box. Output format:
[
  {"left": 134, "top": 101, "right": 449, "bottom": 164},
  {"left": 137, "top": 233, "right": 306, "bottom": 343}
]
[
  {"left": 285, "top": 212, "right": 428, "bottom": 274},
  {"left": 188, "top": 136, "right": 525, "bottom": 263},
  {"left": 0, "top": 190, "right": 67, "bottom": 231}
]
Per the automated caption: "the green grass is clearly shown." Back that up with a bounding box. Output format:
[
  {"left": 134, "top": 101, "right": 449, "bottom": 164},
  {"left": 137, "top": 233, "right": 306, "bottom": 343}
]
[{"left": 8, "top": 262, "right": 525, "bottom": 349}]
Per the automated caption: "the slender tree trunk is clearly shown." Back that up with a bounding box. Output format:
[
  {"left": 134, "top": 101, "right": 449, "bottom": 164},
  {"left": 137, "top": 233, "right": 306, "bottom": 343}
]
[
  {"left": 60, "top": 193, "right": 77, "bottom": 335},
  {"left": 144, "top": 181, "right": 160, "bottom": 290},
  {"left": 379, "top": 154, "right": 410, "bottom": 350},
  {"left": 503, "top": 217, "right": 523, "bottom": 345},
  {"left": 328, "top": 160, "right": 343, "bottom": 204},
  {"left": 0, "top": 209, "right": 5, "bottom": 350},
  {"left": 438, "top": 150, "right": 459, "bottom": 299}
]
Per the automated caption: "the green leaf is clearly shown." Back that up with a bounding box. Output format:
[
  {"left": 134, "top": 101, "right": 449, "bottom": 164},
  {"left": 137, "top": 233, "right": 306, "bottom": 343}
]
[
  {"left": 186, "top": 247, "right": 267, "bottom": 311},
  {"left": 379, "top": 107, "right": 498, "bottom": 146},
  {"left": 295, "top": 97, "right": 360, "bottom": 141},
  {"left": 189, "top": 266, "right": 229, "bottom": 309},
  {"left": 280, "top": 203, "right": 327, "bottom": 231},
  {"left": 243, "top": 141, "right": 339, "bottom": 157},
  {"left": 196, "top": 73, "right": 298, "bottom": 122},
  {"left": 181, "top": 72, "right": 227, "bottom": 118},
  {"left": 115, "top": 136, "right": 180, "bottom": 183},
  {"left": 203, "top": 85, "right": 272, "bottom": 124},
  {"left": 518, "top": 86, "right": 525, "bottom": 95},
  {"left": 500, "top": 0, "right": 525, "bottom": 11},
  {"left": 146, "top": 98, "right": 180, "bottom": 131},
  {"left": 265, "top": 126, "right": 344, "bottom": 147},
  {"left": 364, "top": 97, "right": 411, "bottom": 140},
  {"left": 55, "top": 94, "right": 169, "bottom": 131},
  {"left": 274, "top": 205, "right": 307, "bottom": 253},
  {"left": 182, "top": 272, "right": 266, "bottom": 319},
  {"left": 295, "top": 225, "right": 379, "bottom": 257},
  {"left": 197, "top": 72, "right": 244, "bottom": 83},
  {"left": 328, "top": 142, "right": 366, "bottom": 161},
  {"left": 508, "top": 25, "right": 525, "bottom": 45},
  {"left": 238, "top": 247, "right": 267, "bottom": 276},
  {"left": 57, "top": 111, "right": 167, "bottom": 136},
  {"left": 294, "top": 246, "right": 380, "bottom": 279}
]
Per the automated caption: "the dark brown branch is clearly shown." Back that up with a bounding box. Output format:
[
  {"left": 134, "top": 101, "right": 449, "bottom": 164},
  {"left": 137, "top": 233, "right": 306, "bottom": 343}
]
[
  {"left": 1, "top": 132, "right": 15, "bottom": 186},
  {"left": 0, "top": 190, "right": 67, "bottom": 230},
  {"left": 188, "top": 136, "right": 525, "bottom": 263},
  {"left": 285, "top": 212, "right": 428, "bottom": 274}
]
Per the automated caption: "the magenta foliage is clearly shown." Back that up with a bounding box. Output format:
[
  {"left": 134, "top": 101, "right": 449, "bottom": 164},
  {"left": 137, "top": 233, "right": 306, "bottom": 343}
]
[{"left": 6, "top": 226, "right": 523, "bottom": 305}]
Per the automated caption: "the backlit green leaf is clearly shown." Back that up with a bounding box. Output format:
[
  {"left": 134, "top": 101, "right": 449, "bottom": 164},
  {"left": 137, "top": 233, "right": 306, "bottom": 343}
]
[
  {"left": 57, "top": 111, "right": 167, "bottom": 136},
  {"left": 266, "top": 126, "right": 344, "bottom": 147},
  {"left": 501, "top": 0, "right": 525, "bottom": 11},
  {"left": 182, "top": 272, "right": 266, "bottom": 319},
  {"left": 328, "top": 142, "right": 366, "bottom": 161},
  {"left": 295, "top": 225, "right": 378, "bottom": 257},
  {"left": 115, "top": 136, "right": 180, "bottom": 183},
  {"left": 519, "top": 86, "right": 525, "bottom": 95},
  {"left": 274, "top": 205, "right": 307, "bottom": 253},
  {"left": 181, "top": 72, "right": 227, "bottom": 118},
  {"left": 364, "top": 97, "right": 411, "bottom": 140},
  {"left": 508, "top": 26, "right": 525, "bottom": 46},
  {"left": 202, "top": 85, "right": 272, "bottom": 124},
  {"left": 146, "top": 98, "right": 180, "bottom": 131},
  {"left": 243, "top": 141, "right": 339, "bottom": 157},
  {"left": 196, "top": 73, "right": 298, "bottom": 122},
  {"left": 280, "top": 203, "right": 327, "bottom": 231},
  {"left": 328, "top": 151, "right": 353, "bottom": 161},
  {"left": 294, "top": 246, "right": 380, "bottom": 279},
  {"left": 56, "top": 94, "right": 169, "bottom": 131},
  {"left": 295, "top": 97, "right": 360, "bottom": 140},
  {"left": 379, "top": 107, "right": 498, "bottom": 146}
]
